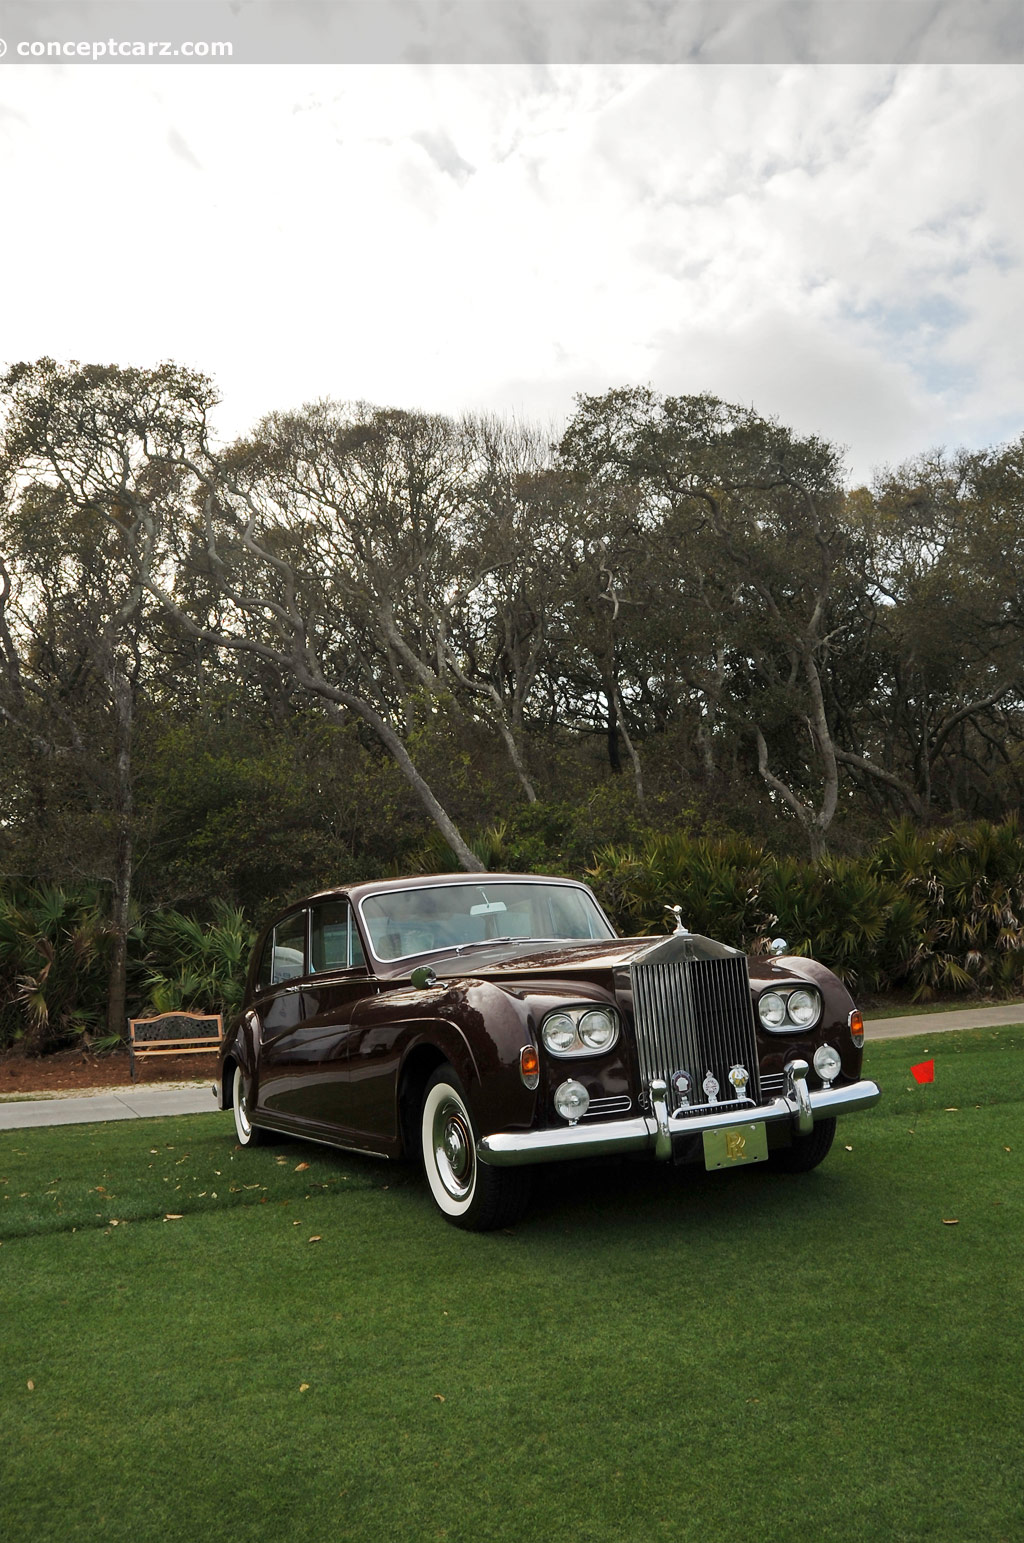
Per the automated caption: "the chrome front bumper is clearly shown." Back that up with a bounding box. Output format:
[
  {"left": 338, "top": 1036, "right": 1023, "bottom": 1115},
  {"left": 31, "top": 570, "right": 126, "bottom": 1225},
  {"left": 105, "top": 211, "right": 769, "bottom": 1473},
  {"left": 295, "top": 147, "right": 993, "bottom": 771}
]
[{"left": 477, "top": 1063, "right": 881, "bottom": 1168}]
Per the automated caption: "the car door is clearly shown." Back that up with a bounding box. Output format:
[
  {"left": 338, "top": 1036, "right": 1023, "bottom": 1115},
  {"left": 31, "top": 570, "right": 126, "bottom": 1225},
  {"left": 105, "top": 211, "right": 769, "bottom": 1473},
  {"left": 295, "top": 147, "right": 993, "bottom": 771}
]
[
  {"left": 289, "top": 899, "right": 377, "bottom": 1133},
  {"left": 252, "top": 906, "right": 318, "bottom": 1120}
]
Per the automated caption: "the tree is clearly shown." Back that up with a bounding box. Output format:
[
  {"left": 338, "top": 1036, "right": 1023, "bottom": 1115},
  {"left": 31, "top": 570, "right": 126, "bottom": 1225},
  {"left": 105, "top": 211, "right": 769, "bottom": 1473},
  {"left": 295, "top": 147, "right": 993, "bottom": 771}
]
[
  {"left": 0, "top": 358, "right": 217, "bottom": 1038},
  {"left": 559, "top": 389, "right": 858, "bottom": 858},
  {"left": 843, "top": 446, "right": 1024, "bottom": 818}
]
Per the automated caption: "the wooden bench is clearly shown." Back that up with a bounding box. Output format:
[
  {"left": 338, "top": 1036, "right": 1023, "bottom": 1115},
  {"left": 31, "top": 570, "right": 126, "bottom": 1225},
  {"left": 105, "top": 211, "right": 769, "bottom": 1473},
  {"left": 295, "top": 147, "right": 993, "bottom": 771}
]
[{"left": 127, "top": 1011, "right": 224, "bottom": 1082}]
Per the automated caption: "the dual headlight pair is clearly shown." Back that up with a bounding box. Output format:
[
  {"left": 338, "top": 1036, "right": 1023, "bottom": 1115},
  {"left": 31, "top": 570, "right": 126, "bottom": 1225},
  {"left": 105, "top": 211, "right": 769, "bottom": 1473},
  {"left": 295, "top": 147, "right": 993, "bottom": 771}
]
[
  {"left": 540, "top": 1005, "right": 619, "bottom": 1057},
  {"left": 757, "top": 986, "right": 822, "bottom": 1032}
]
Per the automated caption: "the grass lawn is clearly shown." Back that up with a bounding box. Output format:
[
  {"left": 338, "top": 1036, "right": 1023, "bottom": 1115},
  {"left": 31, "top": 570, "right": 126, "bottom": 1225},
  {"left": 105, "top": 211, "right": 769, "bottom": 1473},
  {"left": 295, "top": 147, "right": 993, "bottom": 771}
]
[{"left": 2, "top": 1029, "right": 1022, "bottom": 1543}]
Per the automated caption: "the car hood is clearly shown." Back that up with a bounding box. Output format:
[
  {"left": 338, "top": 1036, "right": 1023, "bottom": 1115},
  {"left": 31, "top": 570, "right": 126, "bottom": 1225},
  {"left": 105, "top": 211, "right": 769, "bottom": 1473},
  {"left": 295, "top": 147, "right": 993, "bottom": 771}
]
[{"left": 380, "top": 930, "right": 749, "bottom": 981}]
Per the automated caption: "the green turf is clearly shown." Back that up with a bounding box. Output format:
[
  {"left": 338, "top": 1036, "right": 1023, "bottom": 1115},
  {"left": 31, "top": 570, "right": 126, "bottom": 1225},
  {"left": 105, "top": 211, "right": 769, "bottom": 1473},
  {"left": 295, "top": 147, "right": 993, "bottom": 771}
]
[{"left": 2, "top": 1030, "right": 1022, "bottom": 1542}]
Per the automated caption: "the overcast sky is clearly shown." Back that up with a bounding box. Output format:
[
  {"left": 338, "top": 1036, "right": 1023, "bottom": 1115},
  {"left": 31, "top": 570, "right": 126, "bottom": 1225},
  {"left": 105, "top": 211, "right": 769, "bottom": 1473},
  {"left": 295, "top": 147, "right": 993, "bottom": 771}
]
[{"left": 2, "top": 53, "right": 1023, "bottom": 485}]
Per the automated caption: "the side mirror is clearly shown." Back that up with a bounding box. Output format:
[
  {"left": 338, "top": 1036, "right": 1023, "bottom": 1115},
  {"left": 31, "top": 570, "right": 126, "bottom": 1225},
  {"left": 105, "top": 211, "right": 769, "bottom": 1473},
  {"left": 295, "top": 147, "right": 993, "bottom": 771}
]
[
  {"left": 768, "top": 937, "right": 789, "bottom": 957},
  {"left": 410, "top": 965, "right": 438, "bottom": 990}
]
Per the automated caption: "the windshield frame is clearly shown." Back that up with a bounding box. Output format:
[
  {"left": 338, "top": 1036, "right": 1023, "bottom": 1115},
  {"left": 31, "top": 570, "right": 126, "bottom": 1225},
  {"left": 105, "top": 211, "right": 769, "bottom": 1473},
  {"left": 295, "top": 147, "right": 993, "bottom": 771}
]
[{"left": 355, "top": 878, "right": 617, "bottom": 967}]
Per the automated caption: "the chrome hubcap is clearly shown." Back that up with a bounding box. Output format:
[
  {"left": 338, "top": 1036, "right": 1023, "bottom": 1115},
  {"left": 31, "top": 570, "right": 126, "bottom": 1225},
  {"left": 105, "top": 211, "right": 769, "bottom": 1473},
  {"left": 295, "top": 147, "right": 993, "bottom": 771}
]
[
  {"left": 234, "top": 1071, "right": 252, "bottom": 1137},
  {"left": 433, "top": 1097, "right": 474, "bottom": 1199}
]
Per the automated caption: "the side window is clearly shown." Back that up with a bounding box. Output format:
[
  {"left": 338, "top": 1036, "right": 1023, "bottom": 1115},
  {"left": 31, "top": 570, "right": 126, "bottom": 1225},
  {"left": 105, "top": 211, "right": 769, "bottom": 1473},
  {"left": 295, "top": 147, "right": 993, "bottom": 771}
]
[
  {"left": 272, "top": 910, "right": 307, "bottom": 984},
  {"left": 256, "top": 933, "right": 275, "bottom": 991},
  {"left": 311, "top": 901, "right": 367, "bottom": 972}
]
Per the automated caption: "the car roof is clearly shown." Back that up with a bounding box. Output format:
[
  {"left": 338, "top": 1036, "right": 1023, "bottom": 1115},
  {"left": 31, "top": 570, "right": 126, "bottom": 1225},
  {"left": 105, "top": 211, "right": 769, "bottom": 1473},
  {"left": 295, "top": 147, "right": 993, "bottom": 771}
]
[{"left": 306, "top": 873, "right": 593, "bottom": 907}]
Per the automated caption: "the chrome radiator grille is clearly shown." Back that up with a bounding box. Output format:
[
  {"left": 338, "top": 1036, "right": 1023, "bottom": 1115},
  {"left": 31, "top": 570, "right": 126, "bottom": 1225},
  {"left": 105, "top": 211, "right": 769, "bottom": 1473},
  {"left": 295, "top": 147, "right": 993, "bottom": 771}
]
[{"left": 630, "top": 954, "right": 761, "bottom": 1108}]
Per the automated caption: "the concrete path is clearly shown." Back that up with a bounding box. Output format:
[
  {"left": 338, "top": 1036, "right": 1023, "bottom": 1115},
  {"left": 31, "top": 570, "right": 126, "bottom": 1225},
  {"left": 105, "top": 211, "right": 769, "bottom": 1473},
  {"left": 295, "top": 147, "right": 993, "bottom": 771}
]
[
  {"left": 864, "top": 1003, "right": 1024, "bottom": 1040},
  {"left": 0, "top": 1082, "right": 218, "bottom": 1130},
  {"left": 1, "top": 1004, "right": 1021, "bottom": 1131}
]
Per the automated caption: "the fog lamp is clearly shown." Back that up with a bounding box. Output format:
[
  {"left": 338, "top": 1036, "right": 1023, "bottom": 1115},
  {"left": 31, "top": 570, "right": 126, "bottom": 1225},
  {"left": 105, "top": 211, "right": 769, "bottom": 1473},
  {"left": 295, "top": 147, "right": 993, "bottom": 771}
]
[
  {"left": 554, "top": 1079, "right": 590, "bottom": 1124},
  {"left": 813, "top": 1043, "right": 842, "bottom": 1088}
]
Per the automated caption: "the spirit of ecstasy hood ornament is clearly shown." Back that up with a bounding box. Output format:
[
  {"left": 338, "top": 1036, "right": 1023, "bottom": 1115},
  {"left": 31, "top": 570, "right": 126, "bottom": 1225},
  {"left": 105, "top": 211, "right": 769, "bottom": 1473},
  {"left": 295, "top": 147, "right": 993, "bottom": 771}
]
[{"left": 665, "top": 904, "right": 689, "bottom": 936}]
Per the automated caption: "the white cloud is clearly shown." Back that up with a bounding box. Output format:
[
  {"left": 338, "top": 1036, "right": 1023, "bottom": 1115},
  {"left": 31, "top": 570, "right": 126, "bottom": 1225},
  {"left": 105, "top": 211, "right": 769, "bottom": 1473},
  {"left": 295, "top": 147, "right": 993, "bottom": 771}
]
[{"left": 1, "top": 60, "right": 1022, "bottom": 482}]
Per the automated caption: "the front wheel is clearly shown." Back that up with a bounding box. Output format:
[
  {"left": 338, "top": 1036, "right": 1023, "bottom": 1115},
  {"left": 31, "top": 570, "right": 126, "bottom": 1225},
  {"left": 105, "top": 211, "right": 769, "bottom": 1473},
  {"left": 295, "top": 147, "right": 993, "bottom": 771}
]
[
  {"left": 232, "top": 1064, "right": 266, "bottom": 1147},
  {"left": 420, "top": 1066, "right": 531, "bottom": 1231},
  {"left": 769, "top": 1116, "right": 836, "bottom": 1173}
]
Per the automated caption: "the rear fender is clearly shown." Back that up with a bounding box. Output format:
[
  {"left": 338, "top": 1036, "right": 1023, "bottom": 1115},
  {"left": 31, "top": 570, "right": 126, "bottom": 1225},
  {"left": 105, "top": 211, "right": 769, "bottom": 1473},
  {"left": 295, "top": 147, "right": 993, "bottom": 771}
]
[{"left": 217, "top": 1014, "right": 260, "bottom": 1110}]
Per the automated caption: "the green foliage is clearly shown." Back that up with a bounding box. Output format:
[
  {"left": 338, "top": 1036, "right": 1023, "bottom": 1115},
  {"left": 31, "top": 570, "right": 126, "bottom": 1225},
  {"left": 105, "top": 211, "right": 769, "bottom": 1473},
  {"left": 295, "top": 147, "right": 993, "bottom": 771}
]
[
  {"left": 0, "top": 887, "right": 254, "bottom": 1053},
  {"left": 6, "top": 818, "right": 1024, "bottom": 1050},
  {"left": 587, "top": 818, "right": 1024, "bottom": 998},
  {"left": 0, "top": 885, "right": 112, "bottom": 1052},
  {"left": 141, "top": 901, "right": 255, "bottom": 1022}
]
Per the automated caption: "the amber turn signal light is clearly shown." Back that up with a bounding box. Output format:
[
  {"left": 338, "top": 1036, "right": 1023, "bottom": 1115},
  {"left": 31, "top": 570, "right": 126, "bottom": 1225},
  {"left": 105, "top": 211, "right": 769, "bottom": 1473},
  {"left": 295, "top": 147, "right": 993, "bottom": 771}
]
[
  {"left": 519, "top": 1045, "right": 540, "bottom": 1089},
  {"left": 848, "top": 1009, "right": 864, "bottom": 1048}
]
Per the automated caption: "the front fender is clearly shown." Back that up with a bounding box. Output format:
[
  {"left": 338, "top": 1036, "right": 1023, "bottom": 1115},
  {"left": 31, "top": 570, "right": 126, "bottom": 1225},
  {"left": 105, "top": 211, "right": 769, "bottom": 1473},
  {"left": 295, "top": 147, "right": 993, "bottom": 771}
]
[{"left": 377, "top": 978, "right": 539, "bottom": 1136}]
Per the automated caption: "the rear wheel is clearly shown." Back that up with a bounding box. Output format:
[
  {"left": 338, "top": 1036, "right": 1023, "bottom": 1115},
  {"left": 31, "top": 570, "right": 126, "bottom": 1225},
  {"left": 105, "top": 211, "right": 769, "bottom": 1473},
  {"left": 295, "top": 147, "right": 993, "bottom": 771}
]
[
  {"left": 232, "top": 1064, "right": 266, "bottom": 1147},
  {"left": 420, "top": 1065, "right": 531, "bottom": 1231},
  {"left": 769, "top": 1116, "right": 836, "bottom": 1173}
]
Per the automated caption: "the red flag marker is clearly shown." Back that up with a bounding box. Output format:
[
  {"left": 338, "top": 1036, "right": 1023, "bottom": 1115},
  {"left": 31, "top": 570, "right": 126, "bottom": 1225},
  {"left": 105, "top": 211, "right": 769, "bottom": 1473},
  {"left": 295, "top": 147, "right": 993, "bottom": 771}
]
[{"left": 911, "top": 1059, "right": 935, "bottom": 1084}]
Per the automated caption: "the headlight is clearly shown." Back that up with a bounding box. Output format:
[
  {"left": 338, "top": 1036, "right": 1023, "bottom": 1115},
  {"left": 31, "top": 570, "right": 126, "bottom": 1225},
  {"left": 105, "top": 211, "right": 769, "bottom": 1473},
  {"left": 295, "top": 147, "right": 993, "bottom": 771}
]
[
  {"left": 788, "top": 989, "right": 820, "bottom": 1027},
  {"left": 813, "top": 1044, "right": 842, "bottom": 1086},
  {"left": 758, "top": 992, "right": 787, "bottom": 1028},
  {"left": 540, "top": 1004, "right": 620, "bottom": 1057},
  {"left": 542, "top": 1013, "right": 577, "bottom": 1053},
  {"left": 578, "top": 1009, "right": 616, "bottom": 1050},
  {"left": 757, "top": 986, "right": 823, "bottom": 1032}
]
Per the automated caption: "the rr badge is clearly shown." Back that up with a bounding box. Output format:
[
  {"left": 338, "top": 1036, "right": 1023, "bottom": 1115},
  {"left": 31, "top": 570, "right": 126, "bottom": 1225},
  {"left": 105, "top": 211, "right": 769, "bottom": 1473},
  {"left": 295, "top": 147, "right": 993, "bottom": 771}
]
[{"left": 725, "top": 1131, "right": 747, "bottom": 1161}]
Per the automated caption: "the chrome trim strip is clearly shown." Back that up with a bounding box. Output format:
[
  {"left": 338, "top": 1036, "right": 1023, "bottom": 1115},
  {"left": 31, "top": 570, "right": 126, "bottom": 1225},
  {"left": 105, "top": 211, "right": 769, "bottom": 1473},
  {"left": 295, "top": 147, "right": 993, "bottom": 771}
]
[{"left": 477, "top": 1076, "right": 881, "bottom": 1166}]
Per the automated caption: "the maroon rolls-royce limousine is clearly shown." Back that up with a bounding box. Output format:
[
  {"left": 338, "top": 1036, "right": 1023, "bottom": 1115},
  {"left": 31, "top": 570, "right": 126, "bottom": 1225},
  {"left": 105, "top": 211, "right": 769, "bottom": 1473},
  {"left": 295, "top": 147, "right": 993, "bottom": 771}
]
[{"left": 216, "top": 873, "right": 880, "bottom": 1229}]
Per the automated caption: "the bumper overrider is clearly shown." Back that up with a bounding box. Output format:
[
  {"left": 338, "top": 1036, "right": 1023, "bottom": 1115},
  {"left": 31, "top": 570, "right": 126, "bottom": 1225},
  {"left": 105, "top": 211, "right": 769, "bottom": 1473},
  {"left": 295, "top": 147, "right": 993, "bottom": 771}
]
[{"left": 477, "top": 1060, "right": 881, "bottom": 1167}]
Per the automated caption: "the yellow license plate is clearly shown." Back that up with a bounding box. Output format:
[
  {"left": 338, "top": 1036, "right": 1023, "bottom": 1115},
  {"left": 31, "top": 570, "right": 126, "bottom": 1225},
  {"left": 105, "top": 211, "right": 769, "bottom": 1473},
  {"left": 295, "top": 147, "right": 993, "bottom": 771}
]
[{"left": 702, "top": 1122, "right": 769, "bottom": 1171}]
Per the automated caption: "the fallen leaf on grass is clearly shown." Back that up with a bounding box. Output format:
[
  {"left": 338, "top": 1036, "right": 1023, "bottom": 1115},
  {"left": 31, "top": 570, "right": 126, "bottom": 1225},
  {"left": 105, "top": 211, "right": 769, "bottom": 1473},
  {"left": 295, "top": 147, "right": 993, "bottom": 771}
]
[
  {"left": 1004, "top": 1146, "right": 1012, "bottom": 1153},
  {"left": 944, "top": 1107, "right": 959, "bottom": 1112},
  {"left": 164, "top": 1213, "right": 184, "bottom": 1221},
  {"left": 433, "top": 1394, "right": 445, "bottom": 1402},
  {"left": 844, "top": 1145, "right": 853, "bottom": 1152},
  {"left": 27, "top": 1380, "right": 34, "bottom": 1391},
  {"left": 299, "top": 1383, "right": 310, "bottom": 1393},
  {"left": 942, "top": 1218, "right": 959, "bottom": 1226},
  {"left": 308, "top": 1235, "right": 321, "bottom": 1243},
  {"left": 295, "top": 1162, "right": 310, "bottom": 1172}
]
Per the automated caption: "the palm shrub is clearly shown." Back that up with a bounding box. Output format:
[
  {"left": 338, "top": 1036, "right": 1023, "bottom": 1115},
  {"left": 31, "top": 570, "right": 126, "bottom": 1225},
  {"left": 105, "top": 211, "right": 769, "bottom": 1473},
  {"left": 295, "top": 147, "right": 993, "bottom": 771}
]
[
  {"left": 588, "top": 818, "right": 1024, "bottom": 999},
  {"left": 587, "top": 833, "right": 773, "bottom": 940},
  {"left": 872, "top": 819, "right": 1024, "bottom": 998},
  {"left": 0, "top": 885, "right": 113, "bottom": 1053},
  {"left": 141, "top": 901, "right": 256, "bottom": 1023},
  {"left": 761, "top": 857, "right": 897, "bottom": 989}
]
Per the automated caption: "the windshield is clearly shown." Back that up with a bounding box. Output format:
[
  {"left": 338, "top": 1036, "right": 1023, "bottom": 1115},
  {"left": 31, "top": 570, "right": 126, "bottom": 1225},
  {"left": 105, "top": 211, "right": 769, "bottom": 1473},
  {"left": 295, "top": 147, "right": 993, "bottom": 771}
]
[{"left": 359, "top": 881, "right": 615, "bottom": 963}]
